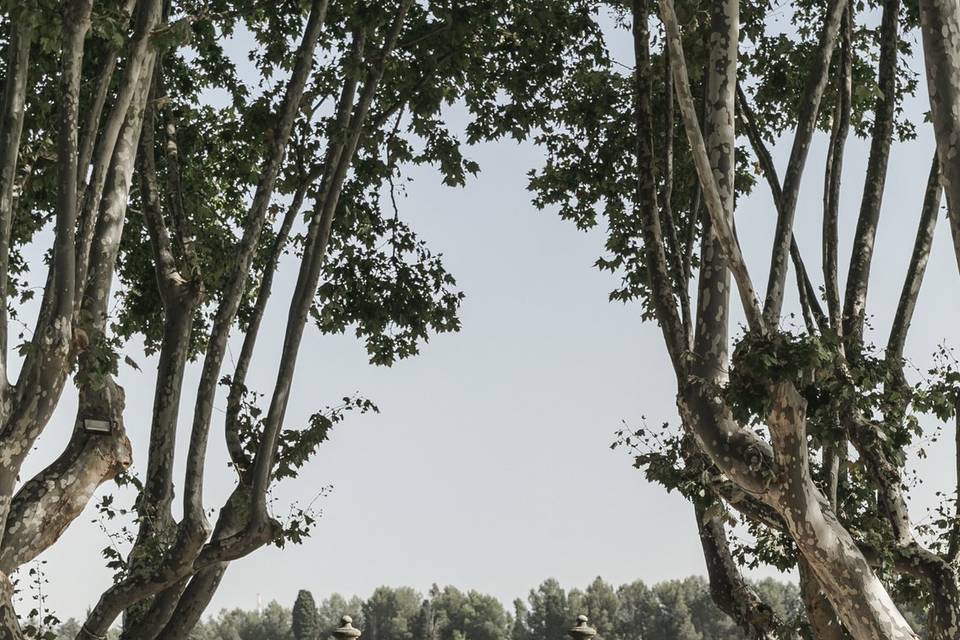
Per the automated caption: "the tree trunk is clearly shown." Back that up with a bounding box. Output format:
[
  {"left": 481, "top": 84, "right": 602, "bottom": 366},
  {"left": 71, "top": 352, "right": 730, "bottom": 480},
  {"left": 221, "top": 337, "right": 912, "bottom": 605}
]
[
  {"left": 798, "top": 557, "right": 849, "bottom": 640},
  {"left": 765, "top": 383, "right": 918, "bottom": 640},
  {"left": 919, "top": 0, "right": 960, "bottom": 272},
  {"left": 695, "top": 501, "right": 781, "bottom": 639}
]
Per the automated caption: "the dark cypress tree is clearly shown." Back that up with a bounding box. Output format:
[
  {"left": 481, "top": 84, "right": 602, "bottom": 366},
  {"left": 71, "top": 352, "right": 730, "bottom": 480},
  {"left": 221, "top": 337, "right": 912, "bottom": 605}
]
[{"left": 293, "top": 590, "right": 321, "bottom": 640}]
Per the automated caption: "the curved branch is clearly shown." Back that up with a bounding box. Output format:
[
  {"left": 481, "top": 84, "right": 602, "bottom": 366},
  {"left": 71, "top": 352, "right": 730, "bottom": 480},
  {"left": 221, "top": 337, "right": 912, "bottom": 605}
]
[
  {"left": 695, "top": 499, "right": 783, "bottom": 639},
  {"left": 660, "top": 0, "right": 764, "bottom": 334},
  {"left": 180, "top": 0, "right": 331, "bottom": 528},
  {"left": 887, "top": 153, "right": 941, "bottom": 366},
  {"left": 631, "top": 0, "right": 686, "bottom": 374},
  {"left": 0, "top": 382, "right": 132, "bottom": 575}
]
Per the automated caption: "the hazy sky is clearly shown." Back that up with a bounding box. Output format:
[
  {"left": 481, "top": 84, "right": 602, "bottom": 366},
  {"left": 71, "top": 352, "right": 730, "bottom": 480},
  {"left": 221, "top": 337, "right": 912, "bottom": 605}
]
[{"left": 16, "top": 10, "right": 960, "bottom": 625}]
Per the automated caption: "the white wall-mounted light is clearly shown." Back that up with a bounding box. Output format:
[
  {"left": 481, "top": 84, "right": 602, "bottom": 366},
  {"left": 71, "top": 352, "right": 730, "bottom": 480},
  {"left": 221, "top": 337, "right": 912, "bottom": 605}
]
[{"left": 82, "top": 418, "right": 114, "bottom": 434}]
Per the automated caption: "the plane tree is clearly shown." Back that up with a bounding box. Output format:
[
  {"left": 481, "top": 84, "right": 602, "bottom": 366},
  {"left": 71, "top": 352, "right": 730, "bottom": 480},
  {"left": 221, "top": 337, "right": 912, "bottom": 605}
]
[
  {"left": 0, "top": 0, "right": 599, "bottom": 638},
  {"left": 501, "top": 0, "right": 960, "bottom": 638}
]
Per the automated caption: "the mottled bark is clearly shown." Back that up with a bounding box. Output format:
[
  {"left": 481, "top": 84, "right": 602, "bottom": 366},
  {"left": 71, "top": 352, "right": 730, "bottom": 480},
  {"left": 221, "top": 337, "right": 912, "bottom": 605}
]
[
  {"left": 631, "top": 0, "right": 686, "bottom": 373},
  {"left": 0, "top": 12, "right": 35, "bottom": 376},
  {"left": 692, "top": 0, "right": 738, "bottom": 384},
  {"left": 0, "top": 1, "right": 93, "bottom": 568},
  {"left": 919, "top": 0, "right": 960, "bottom": 274},
  {"left": 823, "top": 4, "right": 853, "bottom": 332},
  {"left": 0, "top": 5, "right": 92, "bottom": 636},
  {"left": 75, "top": 0, "right": 164, "bottom": 303},
  {"left": 696, "top": 500, "right": 781, "bottom": 639},
  {"left": 765, "top": 384, "right": 918, "bottom": 640},
  {"left": 798, "top": 558, "right": 850, "bottom": 640},
  {"left": 762, "top": 0, "right": 846, "bottom": 326},
  {"left": 0, "top": 382, "right": 132, "bottom": 575},
  {"left": 888, "top": 154, "right": 941, "bottom": 365},
  {"left": 0, "top": 574, "right": 19, "bottom": 640},
  {"left": 842, "top": 0, "right": 900, "bottom": 350},
  {"left": 846, "top": 411, "right": 960, "bottom": 640},
  {"left": 661, "top": 0, "right": 764, "bottom": 336}
]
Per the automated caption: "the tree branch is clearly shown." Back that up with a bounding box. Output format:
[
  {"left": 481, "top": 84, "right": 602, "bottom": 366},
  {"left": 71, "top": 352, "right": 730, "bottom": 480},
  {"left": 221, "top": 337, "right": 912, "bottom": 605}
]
[
  {"left": 887, "top": 153, "right": 941, "bottom": 366},
  {"left": 180, "top": 0, "right": 331, "bottom": 529},
  {"left": 0, "top": 382, "right": 132, "bottom": 575},
  {"left": 841, "top": 0, "right": 901, "bottom": 350},
  {"left": 76, "top": 0, "right": 165, "bottom": 306},
  {"left": 0, "top": 11, "right": 35, "bottom": 384},
  {"left": 761, "top": 0, "right": 846, "bottom": 326},
  {"left": 247, "top": 0, "right": 414, "bottom": 520},
  {"left": 631, "top": 0, "right": 686, "bottom": 374},
  {"left": 736, "top": 85, "right": 828, "bottom": 334},
  {"left": 822, "top": 4, "right": 853, "bottom": 332},
  {"left": 695, "top": 499, "right": 783, "bottom": 639},
  {"left": 660, "top": 0, "right": 764, "bottom": 334},
  {"left": 918, "top": 0, "right": 960, "bottom": 279}
]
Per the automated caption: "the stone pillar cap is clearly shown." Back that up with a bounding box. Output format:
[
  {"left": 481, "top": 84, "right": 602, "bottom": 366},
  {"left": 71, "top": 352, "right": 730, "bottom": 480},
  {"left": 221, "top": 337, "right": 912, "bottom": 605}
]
[
  {"left": 568, "top": 614, "right": 597, "bottom": 639},
  {"left": 333, "top": 615, "right": 361, "bottom": 639}
]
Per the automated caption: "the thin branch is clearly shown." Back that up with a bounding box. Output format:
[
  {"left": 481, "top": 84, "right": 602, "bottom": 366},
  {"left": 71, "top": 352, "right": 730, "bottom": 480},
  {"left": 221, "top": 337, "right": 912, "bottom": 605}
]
[
  {"left": 0, "top": 11, "right": 35, "bottom": 383},
  {"left": 631, "top": 0, "right": 686, "bottom": 374},
  {"left": 842, "top": 0, "right": 901, "bottom": 349},
  {"left": 659, "top": 43, "right": 691, "bottom": 339},
  {"left": 660, "top": 0, "right": 765, "bottom": 333},
  {"left": 179, "top": 0, "right": 331, "bottom": 528},
  {"left": 887, "top": 153, "right": 940, "bottom": 366},
  {"left": 823, "top": 4, "right": 853, "bottom": 332},
  {"left": 736, "top": 85, "right": 828, "bottom": 334},
  {"left": 247, "top": 0, "right": 414, "bottom": 518},
  {"left": 762, "top": 0, "right": 847, "bottom": 326}
]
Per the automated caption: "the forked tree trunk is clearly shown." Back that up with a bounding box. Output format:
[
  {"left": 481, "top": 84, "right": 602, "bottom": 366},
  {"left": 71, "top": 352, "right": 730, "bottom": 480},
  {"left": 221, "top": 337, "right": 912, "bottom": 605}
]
[{"left": 658, "top": 0, "right": 923, "bottom": 636}]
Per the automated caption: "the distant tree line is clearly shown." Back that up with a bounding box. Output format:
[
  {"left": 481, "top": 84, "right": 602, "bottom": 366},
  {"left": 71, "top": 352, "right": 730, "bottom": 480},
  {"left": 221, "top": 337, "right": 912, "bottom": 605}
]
[{"left": 47, "top": 575, "right": 930, "bottom": 640}]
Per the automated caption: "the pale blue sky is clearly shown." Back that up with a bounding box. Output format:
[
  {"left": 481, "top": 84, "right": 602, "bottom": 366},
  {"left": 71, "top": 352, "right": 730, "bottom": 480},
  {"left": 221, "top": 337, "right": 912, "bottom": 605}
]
[{"left": 15, "top": 9, "right": 960, "bottom": 624}]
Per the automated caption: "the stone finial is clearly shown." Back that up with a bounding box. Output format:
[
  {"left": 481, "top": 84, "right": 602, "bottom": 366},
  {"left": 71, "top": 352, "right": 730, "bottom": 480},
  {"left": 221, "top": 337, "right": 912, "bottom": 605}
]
[
  {"left": 333, "top": 615, "right": 361, "bottom": 639},
  {"left": 568, "top": 614, "right": 597, "bottom": 639}
]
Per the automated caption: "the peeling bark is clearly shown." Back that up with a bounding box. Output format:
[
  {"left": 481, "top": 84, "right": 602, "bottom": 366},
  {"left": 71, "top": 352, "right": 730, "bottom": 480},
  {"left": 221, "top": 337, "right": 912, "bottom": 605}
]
[
  {"left": 631, "top": 0, "right": 686, "bottom": 373},
  {"left": 765, "top": 384, "right": 918, "bottom": 640},
  {"left": 762, "top": 0, "right": 847, "bottom": 326},
  {"left": 696, "top": 500, "right": 781, "bottom": 639},
  {"left": 842, "top": 0, "right": 901, "bottom": 351},
  {"left": 823, "top": 3, "right": 853, "bottom": 332},
  {"left": 919, "top": 0, "right": 960, "bottom": 274},
  {"left": 0, "top": 382, "right": 131, "bottom": 575}
]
